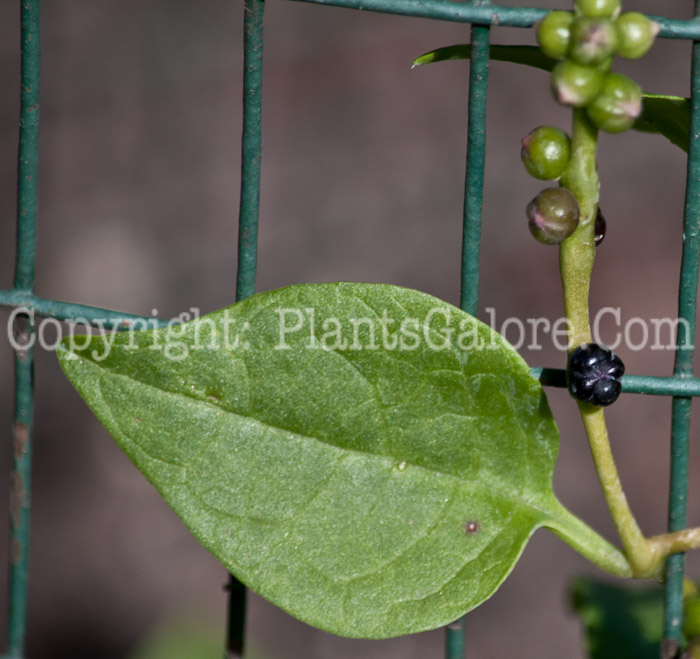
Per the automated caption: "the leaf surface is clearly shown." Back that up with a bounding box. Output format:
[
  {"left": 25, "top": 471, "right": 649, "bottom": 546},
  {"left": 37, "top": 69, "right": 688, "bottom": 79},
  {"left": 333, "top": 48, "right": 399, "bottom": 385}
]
[
  {"left": 413, "top": 44, "right": 689, "bottom": 151},
  {"left": 58, "top": 283, "right": 621, "bottom": 638}
]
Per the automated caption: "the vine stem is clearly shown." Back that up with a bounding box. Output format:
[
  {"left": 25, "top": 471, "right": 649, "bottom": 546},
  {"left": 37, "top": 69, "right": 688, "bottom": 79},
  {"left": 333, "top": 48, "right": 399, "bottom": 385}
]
[
  {"left": 649, "top": 528, "right": 700, "bottom": 557},
  {"left": 578, "top": 405, "right": 658, "bottom": 577},
  {"left": 558, "top": 110, "right": 658, "bottom": 579}
]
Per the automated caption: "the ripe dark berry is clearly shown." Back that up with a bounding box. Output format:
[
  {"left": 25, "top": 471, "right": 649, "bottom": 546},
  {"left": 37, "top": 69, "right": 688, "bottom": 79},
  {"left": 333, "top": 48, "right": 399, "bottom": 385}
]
[
  {"left": 537, "top": 11, "right": 574, "bottom": 60},
  {"left": 567, "top": 343, "right": 625, "bottom": 407},
  {"left": 521, "top": 126, "right": 571, "bottom": 180},
  {"left": 594, "top": 206, "right": 606, "bottom": 246},
  {"left": 527, "top": 187, "right": 580, "bottom": 244}
]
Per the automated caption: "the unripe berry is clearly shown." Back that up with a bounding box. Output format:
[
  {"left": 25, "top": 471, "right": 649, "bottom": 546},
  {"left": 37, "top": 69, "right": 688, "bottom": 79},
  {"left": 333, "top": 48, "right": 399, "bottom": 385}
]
[
  {"left": 568, "top": 17, "right": 618, "bottom": 66},
  {"left": 527, "top": 187, "right": 580, "bottom": 245},
  {"left": 616, "top": 12, "right": 659, "bottom": 60},
  {"left": 521, "top": 126, "right": 571, "bottom": 180},
  {"left": 586, "top": 73, "right": 642, "bottom": 133},
  {"left": 567, "top": 343, "right": 624, "bottom": 407},
  {"left": 574, "top": 0, "right": 620, "bottom": 19},
  {"left": 551, "top": 61, "right": 604, "bottom": 108},
  {"left": 537, "top": 11, "right": 575, "bottom": 60}
]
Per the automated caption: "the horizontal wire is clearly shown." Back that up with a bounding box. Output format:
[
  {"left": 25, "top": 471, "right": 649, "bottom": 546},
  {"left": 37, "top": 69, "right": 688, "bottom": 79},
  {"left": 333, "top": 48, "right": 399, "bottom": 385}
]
[
  {"left": 532, "top": 368, "right": 700, "bottom": 397},
  {"left": 1, "top": 289, "right": 697, "bottom": 397},
  {"left": 286, "top": 0, "right": 699, "bottom": 40},
  {"left": 0, "top": 289, "right": 169, "bottom": 329}
]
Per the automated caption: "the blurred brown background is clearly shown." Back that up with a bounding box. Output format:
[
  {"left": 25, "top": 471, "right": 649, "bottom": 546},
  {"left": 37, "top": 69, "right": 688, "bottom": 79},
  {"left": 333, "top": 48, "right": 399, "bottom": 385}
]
[{"left": 0, "top": 0, "right": 698, "bottom": 657}]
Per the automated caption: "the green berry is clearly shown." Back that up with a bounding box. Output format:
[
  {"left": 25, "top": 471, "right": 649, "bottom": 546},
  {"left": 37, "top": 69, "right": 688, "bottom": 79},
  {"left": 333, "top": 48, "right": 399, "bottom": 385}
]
[
  {"left": 527, "top": 187, "right": 580, "bottom": 245},
  {"left": 551, "top": 61, "right": 604, "bottom": 108},
  {"left": 616, "top": 12, "right": 659, "bottom": 59},
  {"left": 685, "top": 597, "right": 700, "bottom": 639},
  {"left": 586, "top": 73, "right": 642, "bottom": 133},
  {"left": 574, "top": 0, "right": 620, "bottom": 19},
  {"left": 568, "top": 17, "right": 618, "bottom": 66},
  {"left": 521, "top": 126, "right": 571, "bottom": 180},
  {"left": 537, "top": 11, "right": 574, "bottom": 60}
]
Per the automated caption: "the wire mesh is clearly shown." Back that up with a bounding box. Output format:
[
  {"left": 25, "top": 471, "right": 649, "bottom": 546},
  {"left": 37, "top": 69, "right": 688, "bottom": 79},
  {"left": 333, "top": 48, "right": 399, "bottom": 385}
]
[{"left": 2, "top": 1, "right": 700, "bottom": 657}]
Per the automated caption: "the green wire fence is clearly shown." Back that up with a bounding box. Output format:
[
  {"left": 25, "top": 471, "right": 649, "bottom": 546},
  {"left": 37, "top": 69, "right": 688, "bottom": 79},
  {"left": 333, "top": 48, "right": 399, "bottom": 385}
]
[{"left": 2, "top": 0, "right": 700, "bottom": 657}]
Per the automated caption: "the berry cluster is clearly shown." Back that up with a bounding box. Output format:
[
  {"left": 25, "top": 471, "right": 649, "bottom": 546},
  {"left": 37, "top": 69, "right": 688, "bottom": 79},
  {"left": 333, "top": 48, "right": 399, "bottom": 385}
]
[
  {"left": 539, "top": 0, "right": 658, "bottom": 133},
  {"left": 520, "top": 1, "right": 657, "bottom": 247}
]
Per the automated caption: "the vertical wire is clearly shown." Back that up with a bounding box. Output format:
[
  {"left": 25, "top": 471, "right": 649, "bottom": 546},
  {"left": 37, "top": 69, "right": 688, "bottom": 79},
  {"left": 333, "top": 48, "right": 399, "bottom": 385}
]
[
  {"left": 235, "top": 0, "right": 265, "bottom": 304},
  {"left": 14, "top": 0, "right": 41, "bottom": 294},
  {"left": 662, "top": 1, "right": 700, "bottom": 654},
  {"left": 227, "top": 0, "right": 265, "bottom": 656},
  {"left": 450, "top": 11, "right": 491, "bottom": 659},
  {"left": 7, "top": 1, "right": 40, "bottom": 657},
  {"left": 459, "top": 20, "right": 490, "bottom": 317}
]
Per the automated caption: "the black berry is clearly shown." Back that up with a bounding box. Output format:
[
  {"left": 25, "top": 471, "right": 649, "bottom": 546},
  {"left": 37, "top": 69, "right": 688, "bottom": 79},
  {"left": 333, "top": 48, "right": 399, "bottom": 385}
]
[
  {"left": 567, "top": 343, "right": 624, "bottom": 406},
  {"left": 594, "top": 206, "right": 606, "bottom": 246}
]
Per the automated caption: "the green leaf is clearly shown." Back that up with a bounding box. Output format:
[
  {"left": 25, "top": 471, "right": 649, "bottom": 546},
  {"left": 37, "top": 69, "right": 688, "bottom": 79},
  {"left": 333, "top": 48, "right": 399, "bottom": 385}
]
[
  {"left": 57, "top": 283, "right": 627, "bottom": 638},
  {"left": 633, "top": 94, "right": 691, "bottom": 152},
  {"left": 413, "top": 44, "right": 689, "bottom": 151},
  {"left": 571, "top": 577, "right": 664, "bottom": 659},
  {"left": 412, "top": 44, "right": 557, "bottom": 72}
]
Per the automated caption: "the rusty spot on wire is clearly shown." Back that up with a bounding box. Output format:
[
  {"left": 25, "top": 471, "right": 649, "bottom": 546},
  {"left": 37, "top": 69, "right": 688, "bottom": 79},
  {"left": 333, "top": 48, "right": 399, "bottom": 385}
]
[
  {"left": 12, "top": 313, "right": 32, "bottom": 361},
  {"left": 12, "top": 422, "right": 29, "bottom": 460},
  {"left": 9, "top": 472, "right": 26, "bottom": 531},
  {"left": 10, "top": 538, "right": 21, "bottom": 565}
]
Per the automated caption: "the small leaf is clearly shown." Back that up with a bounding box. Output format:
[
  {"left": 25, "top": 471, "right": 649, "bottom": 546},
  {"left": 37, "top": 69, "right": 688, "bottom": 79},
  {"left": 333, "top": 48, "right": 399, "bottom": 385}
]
[
  {"left": 633, "top": 94, "right": 691, "bottom": 152},
  {"left": 571, "top": 577, "right": 664, "bottom": 659},
  {"left": 412, "top": 44, "right": 556, "bottom": 72},
  {"left": 413, "top": 44, "right": 689, "bottom": 151},
  {"left": 57, "top": 283, "right": 624, "bottom": 638}
]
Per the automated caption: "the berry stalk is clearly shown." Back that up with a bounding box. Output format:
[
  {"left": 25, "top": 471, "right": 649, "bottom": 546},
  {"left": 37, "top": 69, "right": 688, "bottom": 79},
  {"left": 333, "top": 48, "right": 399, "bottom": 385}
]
[
  {"left": 558, "top": 109, "right": 656, "bottom": 577},
  {"left": 579, "top": 405, "right": 658, "bottom": 576},
  {"left": 559, "top": 109, "right": 597, "bottom": 349}
]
